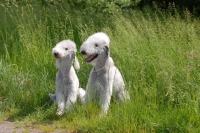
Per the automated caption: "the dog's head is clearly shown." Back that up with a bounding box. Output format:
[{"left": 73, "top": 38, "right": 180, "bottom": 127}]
[
  {"left": 52, "top": 40, "right": 77, "bottom": 60},
  {"left": 80, "top": 32, "right": 110, "bottom": 65}
]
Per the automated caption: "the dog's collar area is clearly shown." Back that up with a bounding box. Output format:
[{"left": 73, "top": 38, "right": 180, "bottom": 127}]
[
  {"left": 93, "top": 64, "right": 106, "bottom": 72},
  {"left": 84, "top": 54, "right": 98, "bottom": 62}
]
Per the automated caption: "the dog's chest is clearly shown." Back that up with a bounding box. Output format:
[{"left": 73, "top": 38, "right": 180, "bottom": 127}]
[
  {"left": 89, "top": 71, "right": 109, "bottom": 91},
  {"left": 56, "top": 71, "right": 74, "bottom": 87}
]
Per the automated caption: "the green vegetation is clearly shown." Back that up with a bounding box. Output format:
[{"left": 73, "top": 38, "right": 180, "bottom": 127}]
[{"left": 0, "top": 1, "right": 200, "bottom": 132}]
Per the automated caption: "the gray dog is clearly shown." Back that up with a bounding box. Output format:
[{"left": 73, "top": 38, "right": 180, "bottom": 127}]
[
  {"left": 80, "top": 32, "right": 130, "bottom": 115},
  {"left": 49, "top": 40, "right": 85, "bottom": 115}
]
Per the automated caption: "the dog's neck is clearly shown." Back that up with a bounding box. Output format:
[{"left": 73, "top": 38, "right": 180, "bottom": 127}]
[
  {"left": 56, "top": 57, "right": 73, "bottom": 74},
  {"left": 93, "top": 56, "right": 114, "bottom": 73}
]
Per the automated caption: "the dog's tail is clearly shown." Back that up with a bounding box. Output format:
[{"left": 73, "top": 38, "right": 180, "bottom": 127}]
[
  {"left": 124, "top": 90, "right": 130, "bottom": 101},
  {"left": 49, "top": 93, "right": 56, "bottom": 102},
  {"left": 78, "top": 88, "right": 86, "bottom": 105},
  {"left": 74, "top": 56, "right": 80, "bottom": 70}
]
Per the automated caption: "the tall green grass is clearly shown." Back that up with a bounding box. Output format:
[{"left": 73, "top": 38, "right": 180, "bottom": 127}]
[{"left": 0, "top": 1, "right": 200, "bottom": 132}]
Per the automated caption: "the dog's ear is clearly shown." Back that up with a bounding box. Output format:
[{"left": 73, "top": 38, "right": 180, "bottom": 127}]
[
  {"left": 74, "top": 56, "right": 80, "bottom": 70},
  {"left": 105, "top": 46, "right": 110, "bottom": 58},
  {"left": 70, "top": 50, "right": 75, "bottom": 60},
  {"left": 70, "top": 50, "right": 80, "bottom": 70}
]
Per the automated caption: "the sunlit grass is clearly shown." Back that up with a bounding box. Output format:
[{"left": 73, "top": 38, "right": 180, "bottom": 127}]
[{"left": 0, "top": 1, "right": 200, "bottom": 132}]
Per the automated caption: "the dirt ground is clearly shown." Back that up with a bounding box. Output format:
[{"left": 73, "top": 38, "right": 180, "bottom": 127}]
[
  {"left": 0, "top": 121, "right": 66, "bottom": 133},
  {"left": 0, "top": 122, "right": 43, "bottom": 133}
]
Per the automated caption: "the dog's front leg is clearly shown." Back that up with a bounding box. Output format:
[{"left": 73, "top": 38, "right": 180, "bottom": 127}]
[
  {"left": 56, "top": 91, "right": 65, "bottom": 115},
  {"left": 66, "top": 92, "right": 78, "bottom": 111},
  {"left": 98, "top": 81, "right": 112, "bottom": 115},
  {"left": 83, "top": 84, "right": 95, "bottom": 105},
  {"left": 99, "top": 91, "right": 112, "bottom": 115}
]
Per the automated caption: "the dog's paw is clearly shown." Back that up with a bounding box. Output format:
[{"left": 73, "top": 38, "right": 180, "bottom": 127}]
[
  {"left": 56, "top": 110, "right": 64, "bottom": 116},
  {"left": 97, "top": 112, "right": 107, "bottom": 118}
]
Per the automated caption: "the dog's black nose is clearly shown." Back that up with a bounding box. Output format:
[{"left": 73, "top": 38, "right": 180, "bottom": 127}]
[
  {"left": 54, "top": 52, "right": 58, "bottom": 57},
  {"left": 81, "top": 51, "right": 86, "bottom": 55}
]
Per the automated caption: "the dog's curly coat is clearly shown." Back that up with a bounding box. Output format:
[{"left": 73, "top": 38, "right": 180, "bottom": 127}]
[
  {"left": 80, "top": 32, "right": 130, "bottom": 115},
  {"left": 49, "top": 40, "right": 85, "bottom": 115}
]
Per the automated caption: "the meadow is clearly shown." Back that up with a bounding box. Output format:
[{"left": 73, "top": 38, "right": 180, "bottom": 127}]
[{"left": 0, "top": 1, "right": 200, "bottom": 132}]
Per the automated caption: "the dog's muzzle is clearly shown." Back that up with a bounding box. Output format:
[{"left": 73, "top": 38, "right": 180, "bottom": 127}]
[
  {"left": 81, "top": 50, "right": 98, "bottom": 62},
  {"left": 53, "top": 52, "right": 61, "bottom": 59},
  {"left": 54, "top": 52, "right": 58, "bottom": 57}
]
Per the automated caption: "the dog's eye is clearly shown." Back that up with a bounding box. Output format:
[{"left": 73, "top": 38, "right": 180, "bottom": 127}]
[
  {"left": 65, "top": 48, "right": 68, "bottom": 50},
  {"left": 95, "top": 44, "right": 98, "bottom": 47}
]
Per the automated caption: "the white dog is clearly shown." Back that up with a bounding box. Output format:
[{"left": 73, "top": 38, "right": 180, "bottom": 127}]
[
  {"left": 49, "top": 40, "right": 85, "bottom": 115},
  {"left": 80, "top": 32, "right": 130, "bottom": 115}
]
